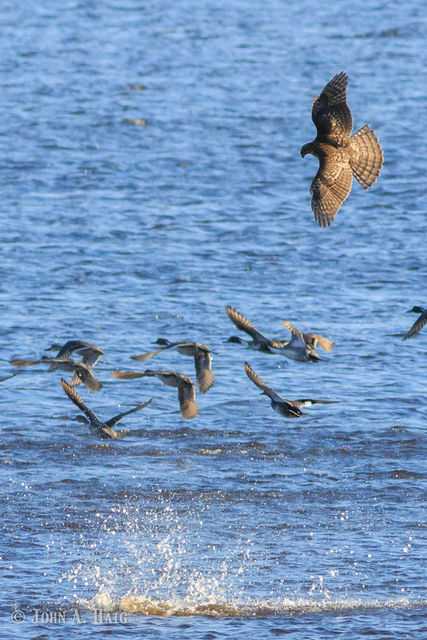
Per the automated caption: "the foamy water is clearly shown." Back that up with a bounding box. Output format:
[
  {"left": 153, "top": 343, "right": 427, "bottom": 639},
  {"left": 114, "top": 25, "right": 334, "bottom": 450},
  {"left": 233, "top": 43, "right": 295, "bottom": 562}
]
[{"left": 90, "top": 594, "right": 427, "bottom": 618}]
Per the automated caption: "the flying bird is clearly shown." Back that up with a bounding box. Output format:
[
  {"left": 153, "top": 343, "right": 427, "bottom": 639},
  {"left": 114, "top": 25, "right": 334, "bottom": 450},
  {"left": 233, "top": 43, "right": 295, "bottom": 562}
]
[
  {"left": 61, "top": 379, "right": 151, "bottom": 439},
  {"left": 244, "top": 362, "right": 337, "bottom": 418},
  {"left": 282, "top": 321, "right": 334, "bottom": 353},
  {"left": 131, "top": 339, "right": 215, "bottom": 393},
  {"left": 10, "top": 339, "right": 104, "bottom": 390},
  {"left": 10, "top": 340, "right": 104, "bottom": 368},
  {"left": 42, "top": 357, "right": 103, "bottom": 391},
  {"left": 301, "top": 72, "right": 383, "bottom": 227},
  {"left": 10, "top": 354, "right": 102, "bottom": 392},
  {"left": 46, "top": 340, "right": 104, "bottom": 368},
  {"left": 403, "top": 306, "right": 427, "bottom": 340},
  {"left": 269, "top": 322, "right": 325, "bottom": 362},
  {"left": 225, "top": 306, "right": 284, "bottom": 353},
  {"left": 112, "top": 369, "right": 199, "bottom": 420}
]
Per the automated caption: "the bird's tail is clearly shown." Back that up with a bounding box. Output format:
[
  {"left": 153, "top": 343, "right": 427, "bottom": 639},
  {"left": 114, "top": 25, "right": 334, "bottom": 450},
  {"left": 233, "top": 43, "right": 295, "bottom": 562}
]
[{"left": 350, "top": 125, "right": 383, "bottom": 189}]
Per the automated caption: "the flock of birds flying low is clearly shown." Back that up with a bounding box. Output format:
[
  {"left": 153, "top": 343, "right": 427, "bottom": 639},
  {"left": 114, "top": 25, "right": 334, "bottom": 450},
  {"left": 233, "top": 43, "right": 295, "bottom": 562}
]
[
  {"left": 8, "top": 304, "right": 426, "bottom": 437},
  {"left": 7, "top": 73, "right": 425, "bottom": 437}
]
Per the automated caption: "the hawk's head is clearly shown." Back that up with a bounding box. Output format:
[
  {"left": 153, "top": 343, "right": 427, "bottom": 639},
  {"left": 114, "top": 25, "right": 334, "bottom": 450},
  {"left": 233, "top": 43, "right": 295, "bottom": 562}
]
[{"left": 300, "top": 143, "right": 312, "bottom": 158}]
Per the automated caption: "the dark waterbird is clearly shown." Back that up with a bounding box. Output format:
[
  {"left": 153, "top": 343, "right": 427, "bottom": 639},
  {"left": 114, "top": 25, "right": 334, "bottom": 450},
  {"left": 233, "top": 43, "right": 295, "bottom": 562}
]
[
  {"left": 403, "top": 306, "right": 427, "bottom": 340},
  {"left": 244, "top": 362, "right": 337, "bottom": 418},
  {"left": 61, "top": 379, "right": 151, "bottom": 439},
  {"left": 269, "top": 321, "right": 328, "bottom": 362},
  {"left": 225, "top": 306, "right": 285, "bottom": 353}
]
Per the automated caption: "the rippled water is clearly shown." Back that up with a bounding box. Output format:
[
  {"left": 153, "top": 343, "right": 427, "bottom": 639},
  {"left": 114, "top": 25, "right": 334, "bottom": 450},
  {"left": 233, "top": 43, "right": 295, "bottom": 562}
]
[{"left": 1, "top": 1, "right": 426, "bottom": 638}]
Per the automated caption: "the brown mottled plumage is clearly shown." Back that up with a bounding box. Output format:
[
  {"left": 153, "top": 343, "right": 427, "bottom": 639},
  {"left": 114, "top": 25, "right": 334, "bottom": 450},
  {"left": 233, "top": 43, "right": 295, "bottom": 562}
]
[{"left": 301, "top": 72, "right": 383, "bottom": 227}]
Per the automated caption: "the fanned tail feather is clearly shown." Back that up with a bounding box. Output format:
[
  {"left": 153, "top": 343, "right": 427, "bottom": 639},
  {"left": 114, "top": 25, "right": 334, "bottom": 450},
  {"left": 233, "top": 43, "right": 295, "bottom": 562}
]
[{"left": 350, "top": 125, "right": 383, "bottom": 189}]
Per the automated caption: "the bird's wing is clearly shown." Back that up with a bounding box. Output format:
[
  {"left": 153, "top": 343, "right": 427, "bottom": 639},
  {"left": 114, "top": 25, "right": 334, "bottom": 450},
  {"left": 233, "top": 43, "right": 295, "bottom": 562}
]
[
  {"left": 9, "top": 359, "right": 41, "bottom": 367},
  {"left": 303, "top": 332, "right": 335, "bottom": 352},
  {"left": 53, "top": 341, "right": 78, "bottom": 358},
  {"left": 178, "top": 382, "right": 199, "bottom": 419},
  {"left": 111, "top": 370, "right": 146, "bottom": 379},
  {"left": 283, "top": 321, "right": 300, "bottom": 336},
  {"left": 69, "top": 372, "right": 82, "bottom": 387},
  {"left": 312, "top": 71, "right": 353, "bottom": 144},
  {"left": 55, "top": 341, "right": 90, "bottom": 360},
  {"left": 73, "top": 364, "right": 102, "bottom": 392},
  {"left": 81, "top": 349, "right": 103, "bottom": 367},
  {"left": 244, "top": 362, "right": 284, "bottom": 402},
  {"left": 131, "top": 349, "right": 166, "bottom": 361},
  {"left": 140, "top": 370, "right": 182, "bottom": 387},
  {"left": 284, "top": 324, "right": 323, "bottom": 360},
  {"left": 283, "top": 401, "right": 305, "bottom": 417},
  {"left": 283, "top": 322, "right": 307, "bottom": 348},
  {"left": 55, "top": 342, "right": 103, "bottom": 367},
  {"left": 270, "top": 338, "right": 289, "bottom": 348},
  {"left": 403, "top": 312, "right": 427, "bottom": 340},
  {"left": 131, "top": 342, "right": 180, "bottom": 361},
  {"left": 40, "top": 357, "right": 74, "bottom": 372},
  {"left": 105, "top": 397, "right": 153, "bottom": 428},
  {"left": 194, "top": 352, "right": 215, "bottom": 393},
  {"left": 310, "top": 156, "right": 353, "bottom": 227},
  {"left": 61, "top": 378, "right": 100, "bottom": 424},
  {"left": 226, "top": 306, "right": 271, "bottom": 344}
]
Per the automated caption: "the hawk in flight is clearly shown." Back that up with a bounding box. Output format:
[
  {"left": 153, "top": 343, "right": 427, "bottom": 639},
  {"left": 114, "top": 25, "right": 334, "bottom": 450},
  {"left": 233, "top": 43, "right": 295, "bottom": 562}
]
[{"left": 301, "top": 72, "right": 383, "bottom": 227}]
